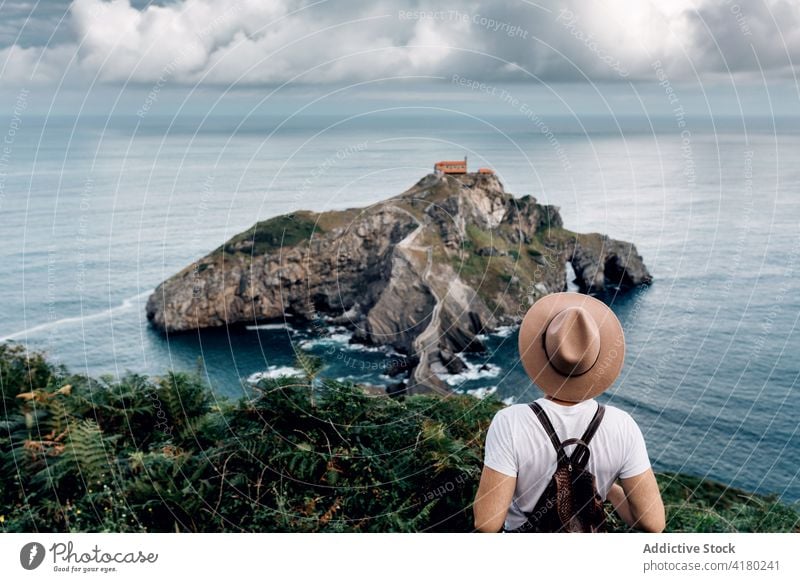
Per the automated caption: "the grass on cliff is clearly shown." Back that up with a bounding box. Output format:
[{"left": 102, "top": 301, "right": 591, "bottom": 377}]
[
  {"left": 451, "top": 223, "right": 564, "bottom": 309},
  {"left": 1, "top": 343, "right": 797, "bottom": 533},
  {"left": 214, "top": 212, "right": 322, "bottom": 255}
]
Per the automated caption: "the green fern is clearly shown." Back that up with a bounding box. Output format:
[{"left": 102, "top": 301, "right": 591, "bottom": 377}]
[
  {"left": 65, "top": 420, "right": 114, "bottom": 484},
  {"left": 294, "top": 352, "right": 323, "bottom": 382}
]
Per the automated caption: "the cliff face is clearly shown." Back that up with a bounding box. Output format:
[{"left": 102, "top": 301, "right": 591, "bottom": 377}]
[{"left": 146, "top": 172, "right": 652, "bottom": 394}]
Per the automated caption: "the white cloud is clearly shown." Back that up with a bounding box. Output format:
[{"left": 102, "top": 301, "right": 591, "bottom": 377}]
[
  {"left": 685, "top": 0, "right": 800, "bottom": 76},
  {"left": 1, "top": 0, "right": 799, "bottom": 87},
  {"left": 0, "top": 42, "right": 76, "bottom": 83}
]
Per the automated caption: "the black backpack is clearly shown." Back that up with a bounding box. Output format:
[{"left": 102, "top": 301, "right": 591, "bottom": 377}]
[{"left": 503, "top": 402, "right": 607, "bottom": 533}]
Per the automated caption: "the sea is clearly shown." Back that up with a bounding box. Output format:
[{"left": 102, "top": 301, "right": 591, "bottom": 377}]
[{"left": 1, "top": 111, "right": 798, "bottom": 503}]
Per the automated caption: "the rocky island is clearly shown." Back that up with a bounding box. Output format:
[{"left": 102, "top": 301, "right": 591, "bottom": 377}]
[{"left": 146, "top": 172, "right": 651, "bottom": 394}]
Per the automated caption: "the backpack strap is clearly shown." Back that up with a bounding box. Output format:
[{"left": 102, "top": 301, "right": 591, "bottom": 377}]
[
  {"left": 569, "top": 403, "right": 605, "bottom": 468},
  {"left": 529, "top": 402, "right": 606, "bottom": 467},
  {"left": 580, "top": 403, "right": 605, "bottom": 445},
  {"left": 529, "top": 402, "right": 568, "bottom": 464}
]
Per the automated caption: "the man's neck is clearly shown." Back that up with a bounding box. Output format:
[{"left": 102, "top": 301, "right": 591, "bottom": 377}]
[{"left": 545, "top": 395, "right": 580, "bottom": 406}]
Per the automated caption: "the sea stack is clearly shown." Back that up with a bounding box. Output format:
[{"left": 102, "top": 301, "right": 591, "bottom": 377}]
[{"left": 146, "top": 172, "right": 652, "bottom": 395}]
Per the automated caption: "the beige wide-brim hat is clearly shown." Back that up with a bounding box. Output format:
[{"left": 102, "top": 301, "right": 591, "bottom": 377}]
[{"left": 518, "top": 292, "right": 625, "bottom": 402}]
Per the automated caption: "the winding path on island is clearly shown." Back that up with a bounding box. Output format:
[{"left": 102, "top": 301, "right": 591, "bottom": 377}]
[{"left": 392, "top": 204, "right": 449, "bottom": 396}]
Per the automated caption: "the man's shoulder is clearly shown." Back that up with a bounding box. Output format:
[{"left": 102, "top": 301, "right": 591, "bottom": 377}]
[
  {"left": 493, "top": 400, "right": 641, "bottom": 427},
  {"left": 601, "top": 403, "right": 635, "bottom": 421},
  {"left": 491, "top": 403, "right": 534, "bottom": 424},
  {"left": 497, "top": 402, "right": 535, "bottom": 417},
  {"left": 599, "top": 403, "right": 644, "bottom": 436}
]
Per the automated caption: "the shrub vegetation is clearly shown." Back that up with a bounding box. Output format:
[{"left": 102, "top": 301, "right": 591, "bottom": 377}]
[{"left": 1, "top": 343, "right": 797, "bottom": 533}]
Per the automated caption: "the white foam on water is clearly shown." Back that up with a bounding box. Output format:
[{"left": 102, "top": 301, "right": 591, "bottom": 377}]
[
  {"left": 298, "top": 326, "right": 386, "bottom": 353},
  {"left": 491, "top": 325, "right": 517, "bottom": 338},
  {"left": 334, "top": 374, "right": 375, "bottom": 383},
  {"left": 466, "top": 385, "right": 498, "bottom": 399},
  {"left": 438, "top": 358, "right": 502, "bottom": 386},
  {"left": 246, "top": 365, "right": 304, "bottom": 384},
  {"left": 565, "top": 261, "right": 581, "bottom": 292},
  {"left": 245, "top": 323, "right": 290, "bottom": 331},
  {"left": 0, "top": 289, "right": 154, "bottom": 341}
]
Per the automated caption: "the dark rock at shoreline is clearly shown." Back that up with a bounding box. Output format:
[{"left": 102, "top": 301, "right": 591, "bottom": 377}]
[
  {"left": 386, "top": 381, "right": 408, "bottom": 399},
  {"left": 439, "top": 348, "right": 468, "bottom": 374},
  {"left": 570, "top": 234, "right": 653, "bottom": 294},
  {"left": 384, "top": 354, "right": 418, "bottom": 378}
]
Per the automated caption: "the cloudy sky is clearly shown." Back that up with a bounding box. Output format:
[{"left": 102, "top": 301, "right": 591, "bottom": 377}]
[{"left": 1, "top": 0, "right": 799, "bottom": 115}]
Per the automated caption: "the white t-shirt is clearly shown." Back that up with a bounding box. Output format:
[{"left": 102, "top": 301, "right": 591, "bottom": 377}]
[{"left": 483, "top": 397, "right": 652, "bottom": 531}]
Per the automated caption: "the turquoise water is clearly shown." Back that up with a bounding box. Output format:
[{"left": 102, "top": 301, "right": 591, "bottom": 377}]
[{"left": 1, "top": 112, "right": 798, "bottom": 502}]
